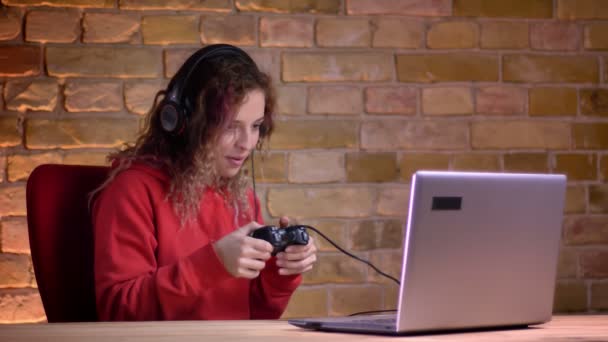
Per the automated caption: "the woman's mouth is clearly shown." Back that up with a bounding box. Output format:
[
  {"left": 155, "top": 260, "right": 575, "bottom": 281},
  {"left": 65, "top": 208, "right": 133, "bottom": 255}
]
[{"left": 226, "top": 156, "right": 246, "bottom": 167}]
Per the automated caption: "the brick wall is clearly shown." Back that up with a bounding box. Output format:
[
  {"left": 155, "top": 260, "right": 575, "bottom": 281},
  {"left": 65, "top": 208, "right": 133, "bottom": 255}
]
[{"left": 0, "top": 0, "right": 607, "bottom": 323}]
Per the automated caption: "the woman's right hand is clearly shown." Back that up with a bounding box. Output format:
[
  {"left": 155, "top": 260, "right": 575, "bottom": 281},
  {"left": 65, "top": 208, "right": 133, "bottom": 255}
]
[{"left": 212, "top": 222, "right": 273, "bottom": 279}]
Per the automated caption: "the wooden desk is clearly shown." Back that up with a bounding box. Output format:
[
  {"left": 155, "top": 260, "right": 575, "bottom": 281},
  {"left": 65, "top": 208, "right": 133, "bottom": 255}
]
[{"left": 0, "top": 315, "right": 606, "bottom": 341}]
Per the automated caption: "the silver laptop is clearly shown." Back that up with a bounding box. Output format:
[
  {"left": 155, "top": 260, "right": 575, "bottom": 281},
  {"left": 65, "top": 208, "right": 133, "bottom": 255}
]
[{"left": 289, "top": 170, "right": 567, "bottom": 335}]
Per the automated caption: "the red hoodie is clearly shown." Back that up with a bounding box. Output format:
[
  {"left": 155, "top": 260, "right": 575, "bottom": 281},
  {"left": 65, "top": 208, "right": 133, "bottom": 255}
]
[{"left": 92, "top": 162, "right": 301, "bottom": 321}]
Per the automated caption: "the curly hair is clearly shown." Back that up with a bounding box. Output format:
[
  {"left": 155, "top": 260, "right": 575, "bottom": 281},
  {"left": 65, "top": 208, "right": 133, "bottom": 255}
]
[{"left": 92, "top": 47, "right": 276, "bottom": 226}]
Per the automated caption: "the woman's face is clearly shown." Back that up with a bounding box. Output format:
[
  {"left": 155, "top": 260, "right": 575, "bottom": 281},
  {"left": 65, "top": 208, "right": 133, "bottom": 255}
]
[{"left": 213, "top": 89, "right": 265, "bottom": 178}]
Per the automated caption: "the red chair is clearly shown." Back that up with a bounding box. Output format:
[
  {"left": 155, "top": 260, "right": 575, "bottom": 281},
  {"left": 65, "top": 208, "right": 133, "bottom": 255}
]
[{"left": 26, "top": 164, "right": 109, "bottom": 322}]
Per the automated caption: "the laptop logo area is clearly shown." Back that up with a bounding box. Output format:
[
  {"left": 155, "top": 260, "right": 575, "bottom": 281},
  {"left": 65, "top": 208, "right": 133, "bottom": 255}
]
[{"left": 431, "top": 196, "right": 462, "bottom": 210}]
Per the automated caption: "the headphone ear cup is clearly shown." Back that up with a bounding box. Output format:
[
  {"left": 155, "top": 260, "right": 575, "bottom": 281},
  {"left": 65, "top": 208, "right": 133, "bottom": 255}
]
[{"left": 159, "top": 100, "right": 186, "bottom": 135}]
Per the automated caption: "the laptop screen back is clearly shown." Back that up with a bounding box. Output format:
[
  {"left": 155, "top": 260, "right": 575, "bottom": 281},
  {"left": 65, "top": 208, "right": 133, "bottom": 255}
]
[{"left": 396, "top": 171, "right": 566, "bottom": 332}]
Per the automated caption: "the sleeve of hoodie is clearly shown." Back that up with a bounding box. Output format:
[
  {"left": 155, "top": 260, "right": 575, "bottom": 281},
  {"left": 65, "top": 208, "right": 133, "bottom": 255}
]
[
  {"left": 248, "top": 194, "right": 302, "bottom": 319},
  {"left": 93, "top": 170, "right": 235, "bottom": 321}
]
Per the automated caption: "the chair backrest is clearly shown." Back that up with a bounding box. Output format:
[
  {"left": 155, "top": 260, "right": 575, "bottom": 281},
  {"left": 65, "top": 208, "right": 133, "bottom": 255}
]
[{"left": 26, "top": 164, "right": 110, "bottom": 322}]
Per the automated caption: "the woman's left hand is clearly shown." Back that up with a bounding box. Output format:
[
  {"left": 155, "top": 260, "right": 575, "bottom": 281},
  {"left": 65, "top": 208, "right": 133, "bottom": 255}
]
[{"left": 275, "top": 216, "right": 317, "bottom": 275}]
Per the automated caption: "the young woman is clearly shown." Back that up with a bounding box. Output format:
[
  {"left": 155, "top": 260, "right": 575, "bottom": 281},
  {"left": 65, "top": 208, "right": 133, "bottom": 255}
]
[{"left": 92, "top": 44, "right": 317, "bottom": 321}]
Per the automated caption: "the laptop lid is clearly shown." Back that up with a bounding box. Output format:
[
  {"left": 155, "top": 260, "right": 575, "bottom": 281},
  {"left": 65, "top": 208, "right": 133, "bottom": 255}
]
[{"left": 289, "top": 171, "right": 566, "bottom": 335}]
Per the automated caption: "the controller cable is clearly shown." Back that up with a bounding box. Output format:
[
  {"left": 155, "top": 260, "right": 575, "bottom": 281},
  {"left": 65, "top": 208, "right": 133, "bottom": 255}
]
[{"left": 250, "top": 153, "right": 401, "bottom": 286}]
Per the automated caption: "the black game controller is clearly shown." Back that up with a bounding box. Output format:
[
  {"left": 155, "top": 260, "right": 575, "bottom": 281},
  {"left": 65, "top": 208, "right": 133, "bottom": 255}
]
[{"left": 250, "top": 225, "right": 309, "bottom": 256}]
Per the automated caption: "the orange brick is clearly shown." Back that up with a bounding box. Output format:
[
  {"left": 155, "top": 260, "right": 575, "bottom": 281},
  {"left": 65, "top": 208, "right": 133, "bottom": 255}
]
[
  {"left": 8, "top": 152, "right": 62, "bottom": 182},
  {"left": 580, "top": 250, "right": 608, "bottom": 277},
  {"left": 553, "top": 281, "right": 587, "bottom": 313},
  {"left": 565, "top": 185, "right": 586, "bottom": 214},
  {"left": 236, "top": 0, "right": 339, "bottom": 13},
  {"left": 0, "top": 186, "right": 26, "bottom": 216},
  {"left": 397, "top": 54, "right": 498, "bottom": 82},
  {"left": 283, "top": 52, "right": 392, "bottom": 82},
  {"left": 317, "top": 18, "right": 370, "bottom": 47},
  {"left": 276, "top": 86, "right": 306, "bottom": 115},
  {"left": 573, "top": 123, "right": 608, "bottom": 149},
  {"left": 557, "top": 0, "right": 608, "bottom": 19},
  {"left": 530, "top": 22, "right": 580, "bottom": 51},
  {"left": 268, "top": 187, "right": 375, "bottom": 218},
  {"left": 553, "top": 154, "right": 597, "bottom": 181},
  {"left": 0, "top": 46, "right": 40, "bottom": 77},
  {"left": 601, "top": 155, "right": 608, "bottom": 181},
  {"left": 6, "top": 0, "right": 112, "bottom": 8},
  {"left": 351, "top": 219, "right": 403, "bottom": 251},
  {"left": 260, "top": 17, "right": 313, "bottom": 48},
  {"left": 368, "top": 250, "right": 402, "bottom": 284},
  {"left": 4, "top": 79, "right": 57, "bottom": 112},
  {"left": 472, "top": 121, "right": 570, "bottom": 149},
  {"left": 476, "top": 86, "right": 526, "bottom": 115},
  {"left": 252, "top": 152, "right": 286, "bottom": 184},
  {"left": 275, "top": 85, "right": 307, "bottom": 115},
  {"left": 556, "top": 248, "right": 577, "bottom": 279},
  {"left": 589, "top": 185, "right": 608, "bottom": 214},
  {"left": 427, "top": 21, "right": 478, "bottom": 49},
  {"left": 591, "top": 282, "right": 608, "bottom": 310},
  {"left": 0, "top": 157, "right": 4, "bottom": 182},
  {"left": 269, "top": 120, "right": 357, "bottom": 149},
  {"left": 64, "top": 81, "right": 122, "bottom": 112},
  {"left": 503, "top": 55, "right": 598, "bottom": 83},
  {"left": 164, "top": 48, "right": 197, "bottom": 78},
  {"left": 288, "top": 152, "right": 343, "bottom": 183},
  {"left": 377, "top": 186, "right": 410, "bottom": 216},
  {"left": 480, "top": 21, "right": 528, "bottom": 49},
  {"left": 303, "top": 253, "right": 367, "bottom": 284},
  {"left": 400, "top": 153, "right": 450, "bottom": 181},
  {"left": 584, "top": 23, "right": 608, "bottom": 50},
  {"left": 303, "top": 219, "right": 348, "bottom": 252},
  {"left": 281, "top": 287, "right": 328, "bottom": 318},
  {"left": 503, "top": 153, "right": 548, "bottom": 173},
  {"left": 454, "top": 0, "right": 552, "bottom": 18},
  {"left": 347, "top": 0, "right": 450, "bottom": 16},
  {"left": 121, "top": 0, "right": 230, "bottom": 11},
  {"left": 0, "top": 254, "right": 31, "bottom": 287},
  {"left": 581, "top": 89, "right": 608, "bottom": 117},
  {"left": 0, "top": 289, "right": 45, "bottom": 323},
  {"left": 25, "top": 118, "right": 139, "bottom": 149},
  {"left": 26, "top": 9, "right": 80, "bottom": 43},
  {"left": 46, "top": 46, "right": 160, "bottom": 78},
  {"left": 529, "top": 88, "right": 578, "bottom": 116},
  {"left": 124, "top": 80, "right": 163, "bottom": 115},
  {"left": 0, "top": 117, "right": 21, "bottom": 148},
  {"left": 329, "top": 285, "right": 384, "bottom": 316},
  {"left": 422, "top": 87, "right": 473, "bottom": 115},
  {"left": 362, "top": 120, "right": 469, "bottom": 150},
  {"left": 0, "top": 8, "right": 21, "bottom": 41},
  {"left": 453, "top": 153, "right": 501, "bottom": 171},
  {"left": 245, "top": 49, "right": 279, "bottom": 78},
  {"left": 308, "top": 86, "right": 361, "bottom": 115},
  {"left": 564, "top": 216, "right": 608, "bottom": 245},
  {"left": 365, "top": 87, "right": 416, "bottom": 115},
  {"left": 372, "top": 18, "right": 423, "bottom": 48},
  {"left": 83, "top": 13, "right": 140, "bottom": 43},
  {"left": 200, "top": 15, "right": 255, "bottom": 46},
  {"left": 346, "top": 152, "right": 398, "bottom": 183},
  {"left": 0, "top": 217, "right": 29, "bottom": 254},
  {"left": 142, "top": 15, "right": 199, "bottom": 45},
  {"left": 63, "top": 152, "right": 110, "bottom": 166}
]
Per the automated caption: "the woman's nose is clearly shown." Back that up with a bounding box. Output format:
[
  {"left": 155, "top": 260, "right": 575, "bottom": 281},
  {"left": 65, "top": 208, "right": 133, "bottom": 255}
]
[{"left": 236, "top": 127, "right": 257, "bottom": 150}]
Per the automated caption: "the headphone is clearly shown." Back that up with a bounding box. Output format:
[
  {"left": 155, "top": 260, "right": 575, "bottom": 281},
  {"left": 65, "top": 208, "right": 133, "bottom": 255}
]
[{"left": 159, "top": 44, "right": 259, "bottom": 136}]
